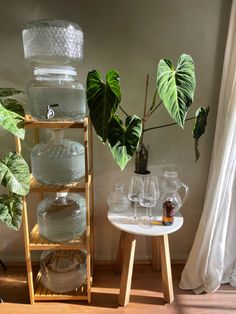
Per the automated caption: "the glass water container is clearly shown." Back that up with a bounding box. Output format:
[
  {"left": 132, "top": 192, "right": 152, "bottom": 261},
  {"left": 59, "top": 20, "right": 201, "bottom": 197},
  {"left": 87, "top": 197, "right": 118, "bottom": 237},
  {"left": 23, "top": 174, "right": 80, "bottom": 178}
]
[
  {"left": 40, "top": 250, "right": 86, "bottom": 293},
  {"left": 28, "top": 66, "right": 86, "bottom": 120},
  {"left": 31, "top": 129, "right": 85, "bottom": 185},
  {"left": 37, "top": 192, "right": 86, "bottom": 242}
]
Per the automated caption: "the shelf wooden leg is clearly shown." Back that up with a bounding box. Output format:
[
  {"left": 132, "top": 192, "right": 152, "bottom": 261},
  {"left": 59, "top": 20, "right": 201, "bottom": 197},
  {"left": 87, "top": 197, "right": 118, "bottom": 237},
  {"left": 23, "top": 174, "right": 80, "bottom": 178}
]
[
  {"left": 118, "top": 232, "right": 136, "bottom": 307},
  {"left": 160, "top": 234, "right": 174, "bottom": 303},
  {"left": 115, "top": 231, "right": 126, "bottom": 274},
  {"left": 152, "top": 236, "right": 161, "bottom": 271}
]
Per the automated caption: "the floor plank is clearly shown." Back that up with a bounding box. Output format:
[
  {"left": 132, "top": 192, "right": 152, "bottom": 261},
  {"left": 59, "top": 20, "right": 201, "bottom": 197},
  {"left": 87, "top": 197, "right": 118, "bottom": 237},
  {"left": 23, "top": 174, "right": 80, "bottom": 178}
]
[{"left": 0, "top": 264, "right": 236, "bottom": 313}]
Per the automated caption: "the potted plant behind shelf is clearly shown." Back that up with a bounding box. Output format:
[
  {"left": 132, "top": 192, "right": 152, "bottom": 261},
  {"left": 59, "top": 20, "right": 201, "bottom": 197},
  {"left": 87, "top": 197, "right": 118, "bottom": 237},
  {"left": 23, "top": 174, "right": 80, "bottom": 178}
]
[
  {"left": 86, "top": 53, "right": 209, "bottom": 172},
  {"left": 0, "top": 88, "right": 30, "bottom": 231}
]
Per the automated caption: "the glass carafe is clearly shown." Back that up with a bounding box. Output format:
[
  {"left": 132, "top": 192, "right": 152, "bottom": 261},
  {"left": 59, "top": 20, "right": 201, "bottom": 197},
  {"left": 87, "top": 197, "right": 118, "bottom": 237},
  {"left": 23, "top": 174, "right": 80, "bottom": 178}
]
[
  {"left": 31, "top": 129, "right": 85, "bottom": 185},
  {"left": 159, "top": 169, "right": 189, "bottom": 213},
  {"left": 107, "top": 183, "right": 130, "bottom": 212},
  {"left": 40, "top": 250, "right": 86, "bottom": 293},
  {"left": 37, "top": 192, "right": 86, "bottom": 242}
]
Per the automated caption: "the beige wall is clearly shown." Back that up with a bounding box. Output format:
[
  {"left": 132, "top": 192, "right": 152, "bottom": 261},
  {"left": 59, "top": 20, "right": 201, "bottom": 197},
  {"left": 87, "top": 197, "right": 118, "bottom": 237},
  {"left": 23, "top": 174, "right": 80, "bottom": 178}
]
[{"left": 0, "top": 0, "right": 231, "bottom": 262}]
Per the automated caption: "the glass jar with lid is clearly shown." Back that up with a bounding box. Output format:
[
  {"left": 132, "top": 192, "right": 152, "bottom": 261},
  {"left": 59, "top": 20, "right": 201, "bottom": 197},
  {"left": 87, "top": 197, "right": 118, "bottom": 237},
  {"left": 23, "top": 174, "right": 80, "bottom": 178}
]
[
  {"left": 27, "top": 66, "right": 86, "bottom": 121},
  {"left": 37, "top": 192, "right": 86, "bottom": 242},
  {"left": 31, "top": 129, "right": 85, "bottom": 185}
]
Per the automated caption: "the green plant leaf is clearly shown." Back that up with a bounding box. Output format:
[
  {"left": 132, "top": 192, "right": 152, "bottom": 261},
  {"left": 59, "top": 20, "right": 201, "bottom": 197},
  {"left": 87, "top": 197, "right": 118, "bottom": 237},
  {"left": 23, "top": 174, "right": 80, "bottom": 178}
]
[
  {"left": 193, "top": 106, "right": 210, "bottom": 161},
  {"left": 0, "top": 152, "right": 30, "bottom": 196},
  {"left": 0, "top": 101, "right": 25, "bottom": 139},
  {"left": 157, "top": 53, "right": 196, "bottom": 128},
  {"left": 86, "top": 70, "right": 121, "bottom": 142},
  {"left": 0, "top": 87, "right": 22, "bottom": 97},
  {"left": 0, "top": 193, "right": 23, "bottom": 230},
  {"left": 3, "top": 98, "right": 25, "bottom": 117},
  {"left": 107, "top": 114, "right": 142, "bottom": 170}
]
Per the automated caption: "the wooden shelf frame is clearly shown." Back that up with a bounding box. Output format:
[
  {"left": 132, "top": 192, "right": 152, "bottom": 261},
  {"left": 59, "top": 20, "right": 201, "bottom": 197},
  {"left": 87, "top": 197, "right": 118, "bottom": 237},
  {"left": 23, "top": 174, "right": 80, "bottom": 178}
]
[
  {"left": 15, "top": 117, "right": 94, "bottom": 304},
  {"left": 34, "top": 272, "right": 88, "bottom": 301}
]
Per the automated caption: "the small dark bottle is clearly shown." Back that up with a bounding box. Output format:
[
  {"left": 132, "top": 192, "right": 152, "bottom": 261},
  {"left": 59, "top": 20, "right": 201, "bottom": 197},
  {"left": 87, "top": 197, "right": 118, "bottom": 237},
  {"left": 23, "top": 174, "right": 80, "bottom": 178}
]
[{"left": 162, "top": 198, "right": 175, "bottom": 226}]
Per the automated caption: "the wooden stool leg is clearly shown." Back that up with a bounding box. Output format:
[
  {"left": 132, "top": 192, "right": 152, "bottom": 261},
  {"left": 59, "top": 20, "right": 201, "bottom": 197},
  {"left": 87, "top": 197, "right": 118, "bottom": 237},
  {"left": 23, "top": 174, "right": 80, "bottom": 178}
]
[
  {"left": 118, "top": 232, "right": 136, "bottom": 306},
  {"left": 152, "top": 237, "right": 161, "bottom": 271},
  {"left": 115, "top": 231, "right": 126, "bottom": 273},
  {"left": 160, "top": 234, "right": 174, "bottom": 303}
]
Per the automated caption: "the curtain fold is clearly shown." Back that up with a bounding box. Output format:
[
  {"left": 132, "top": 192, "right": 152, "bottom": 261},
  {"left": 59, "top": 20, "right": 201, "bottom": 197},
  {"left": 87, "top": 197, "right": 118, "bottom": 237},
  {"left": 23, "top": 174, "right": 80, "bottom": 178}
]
[{"left": 180, "top": 0, "right": 236, "bottom": 293}]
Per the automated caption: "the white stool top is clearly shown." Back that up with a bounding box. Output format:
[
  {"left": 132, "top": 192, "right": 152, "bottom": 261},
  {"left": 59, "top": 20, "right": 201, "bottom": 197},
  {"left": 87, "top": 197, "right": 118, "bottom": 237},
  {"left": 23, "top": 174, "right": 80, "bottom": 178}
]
[{"left": 107, "top": 208, "right": 183, "bottom": 236}]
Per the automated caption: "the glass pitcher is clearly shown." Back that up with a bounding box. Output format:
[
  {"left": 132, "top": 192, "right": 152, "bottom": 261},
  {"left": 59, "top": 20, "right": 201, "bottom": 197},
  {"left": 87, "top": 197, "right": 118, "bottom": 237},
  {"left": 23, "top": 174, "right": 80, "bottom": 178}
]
[{"left": 159, "top": 169, "right": 189, "bottom": 213}]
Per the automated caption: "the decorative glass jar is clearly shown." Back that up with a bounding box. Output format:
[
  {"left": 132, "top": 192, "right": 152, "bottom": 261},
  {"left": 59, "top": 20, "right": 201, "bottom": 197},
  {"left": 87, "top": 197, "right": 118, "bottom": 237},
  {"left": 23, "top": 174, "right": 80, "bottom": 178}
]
[
  {"left": 31, "top": 129, "right": 85, "bottom": 185},
  {"left": 27, "top": 66, "right": 86, "bottom": 120},
  {"left": 107, "top": 183, "right": 130, "bottom": 212},
  {"left": 40, "top": 250, "right": 86, "bottom": 293},
  {"left": 37, "top": 192, "right": 86, "bottom": 242},
  {"left": 159, "top": 169, "right": 189, "bottom": 213}
]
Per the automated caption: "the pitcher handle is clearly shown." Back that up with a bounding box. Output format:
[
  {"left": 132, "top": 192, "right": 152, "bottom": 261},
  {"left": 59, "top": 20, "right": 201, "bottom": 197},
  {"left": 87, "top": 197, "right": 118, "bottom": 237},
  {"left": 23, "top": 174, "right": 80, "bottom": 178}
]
[{"left": 177, "top": 182, "right": 189, "bottom": 206}]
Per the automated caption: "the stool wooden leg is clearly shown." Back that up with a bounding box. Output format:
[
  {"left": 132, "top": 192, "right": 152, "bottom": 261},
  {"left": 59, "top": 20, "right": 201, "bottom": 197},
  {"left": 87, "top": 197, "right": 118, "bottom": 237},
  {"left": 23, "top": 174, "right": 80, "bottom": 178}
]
[
  {"left": 160, "top": 234, "right": 174, "bottom": 303},
  {"left": 118, "top": 232, "right": 136, "bottom": 306},
  {"left": 115, "top": 231, "right": 126, "bottom": 273},
  {"left": 152, "top": 236, "right": 161, "bottom": 271}
]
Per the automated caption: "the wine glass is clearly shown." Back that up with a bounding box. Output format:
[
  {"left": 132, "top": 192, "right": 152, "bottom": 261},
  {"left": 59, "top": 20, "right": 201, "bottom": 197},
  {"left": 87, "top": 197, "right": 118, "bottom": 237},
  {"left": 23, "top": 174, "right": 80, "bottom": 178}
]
[
  {"left": 128, "top": 174, "right": 143, "bottom": 222},
  {"left": 139, "top": 175, "right": 159, "bottom": 227}
]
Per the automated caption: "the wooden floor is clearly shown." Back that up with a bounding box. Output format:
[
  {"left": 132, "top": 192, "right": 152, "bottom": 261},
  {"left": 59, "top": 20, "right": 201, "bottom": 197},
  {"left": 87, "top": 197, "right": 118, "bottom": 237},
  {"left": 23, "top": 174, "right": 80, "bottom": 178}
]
[{"left": 0, "top": 264, "right": 236, "bottom": 314}]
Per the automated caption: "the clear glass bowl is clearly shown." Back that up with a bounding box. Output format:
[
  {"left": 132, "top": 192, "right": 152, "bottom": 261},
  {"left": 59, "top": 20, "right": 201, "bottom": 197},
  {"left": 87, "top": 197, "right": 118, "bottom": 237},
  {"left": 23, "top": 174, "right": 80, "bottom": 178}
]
[
  {"left": 40, "top": 250, "right": 87, "bottom": 293},
  {"left": 37, "top": 192, "right": 86, "bottom": 242},
  {"left": 31, "top": 129, "right": 85, "bottom": 185},
  {"left": 22, "top": 19, "right": 83, "bottom": 64}
]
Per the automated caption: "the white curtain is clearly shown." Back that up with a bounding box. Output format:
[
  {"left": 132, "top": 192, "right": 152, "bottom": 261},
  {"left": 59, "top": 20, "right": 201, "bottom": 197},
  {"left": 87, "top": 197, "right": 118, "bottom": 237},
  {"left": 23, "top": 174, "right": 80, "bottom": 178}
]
[{"left": 180, "top": 0, "right": 236, "bottom": 293}]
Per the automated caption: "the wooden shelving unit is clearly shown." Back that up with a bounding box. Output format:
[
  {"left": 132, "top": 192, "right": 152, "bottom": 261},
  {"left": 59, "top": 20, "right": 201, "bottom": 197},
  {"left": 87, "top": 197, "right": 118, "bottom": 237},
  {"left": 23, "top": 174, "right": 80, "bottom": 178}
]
[{"left": 15, "top": 116, "right": 94, "bottom": 304}]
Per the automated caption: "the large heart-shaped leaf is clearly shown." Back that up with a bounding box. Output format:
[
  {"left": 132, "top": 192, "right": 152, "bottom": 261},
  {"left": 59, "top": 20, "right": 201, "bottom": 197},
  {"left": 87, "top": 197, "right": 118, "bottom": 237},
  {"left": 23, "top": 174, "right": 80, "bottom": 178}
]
[
  {"left": 0, "top": 152, "right": 30, "bottom": 196},
  {"left": 157, "top": 54, "right": 196, "bottom": 128},
  {"left": 0, "top": 193, "right": 23, "bottom": 230},
  {"left": 0, "top": 101, "right": 25, "bottom": 139},
  {"left": 0, "top": 87, "right": 23, "bottom": 97},
  {"left": 107, "top": 114, "right": 142, "bottom": 170},
  {"left": 3, "top": 98, "right": 25, "bottom": 117},
  {"left": 193, "top": 106, "right": 209, "bottom": 161},
  {"left": 86, "top": 70, "right": 121, "bottom": 142}
]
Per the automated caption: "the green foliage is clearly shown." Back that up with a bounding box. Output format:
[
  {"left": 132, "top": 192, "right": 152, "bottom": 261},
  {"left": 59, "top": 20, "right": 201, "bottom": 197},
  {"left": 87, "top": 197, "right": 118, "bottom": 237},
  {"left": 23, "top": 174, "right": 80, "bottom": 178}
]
[
  {"left": 0, "top": 152, "right": 30, "bottom": 196},
  {"left": 87, "top": 70, "right": 121, "bottom": 142},
  {"left": 86, "top": 53, "right": 209, "bottom": 170},
  {"left": 107, "top": 115, "right": 142, "bottom": 170},
  {"left": 0, "top": 88, "right": 29, "bottom": 231},
  {"left": 157, "top": 54, "right": 196, "bottom": 128},
  {"left": 0, "top": 194, "right": 23, "bottom": 230},
  {"left": 0, "top": 88, "right": 25, "bottom": 139},
  {"left": 0, "top": 87, "right": 22, "bottom": 97},
  {"left": 193, "top": 106, "right": 210, "bottom": 161}
]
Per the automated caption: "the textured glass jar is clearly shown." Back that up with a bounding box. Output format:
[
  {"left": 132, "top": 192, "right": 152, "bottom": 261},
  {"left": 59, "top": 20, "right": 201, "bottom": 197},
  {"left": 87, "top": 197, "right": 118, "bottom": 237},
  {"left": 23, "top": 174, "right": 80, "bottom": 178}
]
[
  {"left": 40, "top": 250, "right": 86, "bottom": 293},
  {"left": 27, "top": 66, "right": 86, "bottom": 121},
  {"left": 37, "top": 192, "right": 86, "bottom": 242},
  {"left": 107, "top": 183, "right": 130, "bottom": 212},
  {"left": 22, "top": 19, "right": 83, "bottom": 65},
  {"left": 31, "top": 129, "right": 85, "bottom": 185},
  {"left": 159, "top": 169, "right": 189, "bottom": 213}
]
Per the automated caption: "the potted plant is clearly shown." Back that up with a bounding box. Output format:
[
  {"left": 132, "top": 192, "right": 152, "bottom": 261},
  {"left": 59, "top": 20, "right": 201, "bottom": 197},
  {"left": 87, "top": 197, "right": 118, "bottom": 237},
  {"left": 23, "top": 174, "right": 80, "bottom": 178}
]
[
  {"left": 0, "top": 88, "right": 30, "bottom": 230},
  {"left": 86, "top": 53, "right": 209, "bottom": 172}
]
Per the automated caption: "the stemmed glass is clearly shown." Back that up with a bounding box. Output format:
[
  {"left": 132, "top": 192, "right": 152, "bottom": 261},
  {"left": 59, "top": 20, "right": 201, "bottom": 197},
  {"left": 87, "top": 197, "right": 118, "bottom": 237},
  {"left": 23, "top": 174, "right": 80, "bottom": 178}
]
[
  {"left": 139, "top": 175, "right": 159, "bottom": 227},
  {"left": 128, "top": 174, "right": 143, "bottom": 222}
]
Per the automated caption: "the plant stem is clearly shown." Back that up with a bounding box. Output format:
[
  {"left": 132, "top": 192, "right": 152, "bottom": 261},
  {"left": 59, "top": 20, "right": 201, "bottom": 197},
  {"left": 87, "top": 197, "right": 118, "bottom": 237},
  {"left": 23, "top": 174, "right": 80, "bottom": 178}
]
[
  {"left": 143, "top": 116, "right": 195, "bottom": 133},
  {"left": 140, "top": 74, "right": 149, "bottom": 144},
  {"left": 119, "top": 105, "right": 129, "bottom": 117},
  {"left": 146, "top": 100, "right": 162, "bottom": 118}
]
